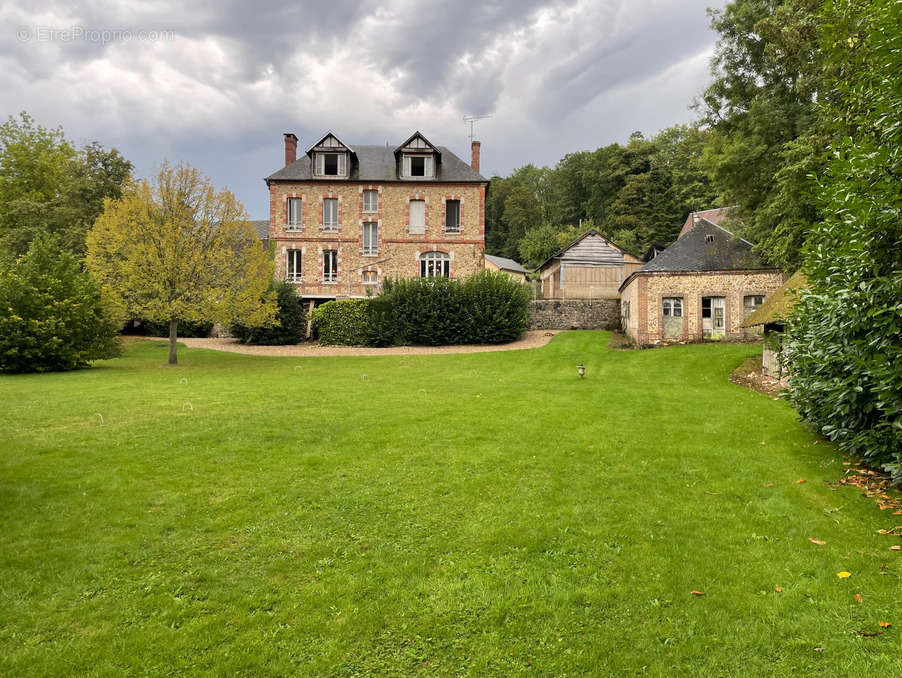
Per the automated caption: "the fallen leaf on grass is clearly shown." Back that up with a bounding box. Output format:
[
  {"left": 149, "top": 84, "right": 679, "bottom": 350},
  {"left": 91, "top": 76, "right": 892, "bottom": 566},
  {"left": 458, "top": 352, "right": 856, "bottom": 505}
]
[
  {"left": 891, "top": 545, "right": 901, "bottom": 551},
  {"left": 813, "top": 646, "right": 824, "bottom": 652},
  {"left": 704, "top": 490, "right": 721, "bottom": 495},
  {"left": 856, "top": 630, "right": 883, "bottom": 637},
  {"left": 797, "top": 478, "right": 806, "bottom": 484},
  {"left": 690, "top": 590, "right": 705, "bottom": 596},
  {"left": 854, "top": 593, "right": 863, "bottom": 603},
  {"left": 837, "top": 571, "right": 852, "bottom": 578},
  {"left": 775, "top": 586, "right": 783, "bottom": 593},
  {"left": 762, "top": 482, "right": 775, "bottom": 487},
  {"left": 879, "top": 621, "right": 892, "bottom": 628},
  {"left": 809, "top": 538, "right": 827, "bottom": 546}
]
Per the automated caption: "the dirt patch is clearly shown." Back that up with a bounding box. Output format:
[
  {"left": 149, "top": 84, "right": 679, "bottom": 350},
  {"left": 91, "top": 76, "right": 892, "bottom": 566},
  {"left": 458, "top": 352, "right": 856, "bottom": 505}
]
[
  {"left": 606, "top": 332, "right": 636, "bottom": 350},
  {"left": 154, "top": 330, "right": 560, "bottom": 358},
  {"left": 729, "top": 356, "right": 786, "bottom": 397}
]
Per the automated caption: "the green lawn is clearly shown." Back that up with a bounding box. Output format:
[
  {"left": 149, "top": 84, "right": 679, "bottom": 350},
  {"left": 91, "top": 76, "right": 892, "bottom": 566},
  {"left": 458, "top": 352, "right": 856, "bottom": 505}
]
[{"left": 1, "top": 332, "right": 898, "bottom": 676}]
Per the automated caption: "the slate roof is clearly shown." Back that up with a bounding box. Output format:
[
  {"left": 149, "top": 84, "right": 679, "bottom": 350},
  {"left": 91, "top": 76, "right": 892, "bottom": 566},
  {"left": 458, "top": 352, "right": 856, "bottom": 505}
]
[
  {"left": 266, "top": 145, "right": 486, "bottom": 183},
  {"left": 484, "top": 254, "right": 529, "bottom": 274},
  {"left": 249, "top": 220, "right": 270, "bottom": 240},
  {"left": 741, "top": 271, "right": 807, "bottom": 327},
  {"left": 619, "top": 219, "right": 778, "bottom": 291}
]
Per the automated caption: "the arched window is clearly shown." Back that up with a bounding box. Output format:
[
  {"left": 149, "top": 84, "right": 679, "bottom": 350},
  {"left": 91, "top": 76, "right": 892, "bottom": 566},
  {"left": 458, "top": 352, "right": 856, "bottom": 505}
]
[{"left": 419, "top": 251, "right": 450, "bottom": 278}]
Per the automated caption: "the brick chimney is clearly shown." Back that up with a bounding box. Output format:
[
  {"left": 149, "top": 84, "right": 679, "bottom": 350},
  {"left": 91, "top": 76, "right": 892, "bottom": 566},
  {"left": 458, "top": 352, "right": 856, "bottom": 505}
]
[
  {"left": 284, "top": 133, "right": 298, "bottom": 167},
  {"left": 471, "top": 140, "right": 481, "bottom": 173}
]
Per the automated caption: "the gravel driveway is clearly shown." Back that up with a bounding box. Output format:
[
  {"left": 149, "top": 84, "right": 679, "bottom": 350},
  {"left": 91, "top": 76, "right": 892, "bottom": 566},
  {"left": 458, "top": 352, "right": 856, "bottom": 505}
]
[{"left": 169, "top": 330, "right": 559, "bottom": 357}]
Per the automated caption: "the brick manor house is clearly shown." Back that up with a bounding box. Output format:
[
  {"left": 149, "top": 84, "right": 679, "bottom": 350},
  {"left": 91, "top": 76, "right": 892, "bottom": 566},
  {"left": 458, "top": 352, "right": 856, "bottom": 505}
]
[{"left": 264, "top": 130, "right": 488, "bottom": 302}]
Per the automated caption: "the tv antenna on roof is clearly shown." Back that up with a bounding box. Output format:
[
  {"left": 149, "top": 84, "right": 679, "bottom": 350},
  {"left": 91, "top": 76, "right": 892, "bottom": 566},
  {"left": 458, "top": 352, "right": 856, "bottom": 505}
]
[{"left": 463, "top": 114, "right": 492, "bottom": 143}]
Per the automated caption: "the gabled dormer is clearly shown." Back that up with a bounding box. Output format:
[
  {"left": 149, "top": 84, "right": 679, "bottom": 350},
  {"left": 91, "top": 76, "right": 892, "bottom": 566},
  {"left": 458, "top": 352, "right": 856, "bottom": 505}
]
[
  {"left": 306, "top": 131, "right": 355, "bottom": 179},
  {"left": 394, "top": 131, "right": 441, "bottom": 180}
]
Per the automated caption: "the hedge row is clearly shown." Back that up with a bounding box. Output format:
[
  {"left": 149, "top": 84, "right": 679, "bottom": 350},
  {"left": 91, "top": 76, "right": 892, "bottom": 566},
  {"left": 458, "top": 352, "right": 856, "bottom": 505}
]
[{"left": 310, "top": 270, "right": 530, "bottom": 346}]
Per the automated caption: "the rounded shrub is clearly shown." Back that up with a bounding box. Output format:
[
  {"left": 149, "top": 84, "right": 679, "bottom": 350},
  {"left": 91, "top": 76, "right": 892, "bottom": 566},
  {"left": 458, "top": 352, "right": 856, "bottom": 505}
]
[
  {"left": 0, "top": 236, "right": 121, "bottom": 373},
  {"left": 232, "top": 281, "right": 304, "bottom": 345}
]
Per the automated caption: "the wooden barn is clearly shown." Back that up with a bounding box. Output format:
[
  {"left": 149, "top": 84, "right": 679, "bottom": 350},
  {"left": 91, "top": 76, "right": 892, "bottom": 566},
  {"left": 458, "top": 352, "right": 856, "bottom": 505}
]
[{"left": 536, "top": 229, "right": 643, "bottom": 299}]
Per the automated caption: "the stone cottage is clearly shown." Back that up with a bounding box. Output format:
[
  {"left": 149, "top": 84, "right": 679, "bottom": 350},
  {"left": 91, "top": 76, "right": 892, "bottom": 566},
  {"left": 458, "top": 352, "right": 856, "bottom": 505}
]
[{"left": 619, "top": 215, "right": 784, "bottom": 345}]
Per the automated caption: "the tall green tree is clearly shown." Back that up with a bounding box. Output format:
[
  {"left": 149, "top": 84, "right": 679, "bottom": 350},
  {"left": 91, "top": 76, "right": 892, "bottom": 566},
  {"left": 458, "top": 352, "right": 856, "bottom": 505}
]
[
  {"left": 784, "top": 0, "right": 902, "bottom": 481},
  {"left": 0, "top": 113, "right": 132, "bottom": 256},
  {"left": 699, "top": 0, "right": 823, "bottom": 269},
  {"left": 86, "top": 162, "right": 277, "bottom": 365}
]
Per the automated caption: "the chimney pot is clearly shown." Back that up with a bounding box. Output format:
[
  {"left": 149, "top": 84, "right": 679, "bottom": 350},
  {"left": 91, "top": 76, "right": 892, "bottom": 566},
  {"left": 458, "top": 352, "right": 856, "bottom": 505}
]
[
  {"left": 284, "top": 133, "right": 298, "bottom": 167},
  {"left": 471, "top": 140, "right": 481, "bottom": 173}
]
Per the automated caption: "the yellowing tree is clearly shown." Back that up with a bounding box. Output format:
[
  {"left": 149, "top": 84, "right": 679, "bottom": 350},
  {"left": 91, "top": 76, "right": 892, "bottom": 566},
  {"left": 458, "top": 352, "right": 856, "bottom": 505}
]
[{"left": 86, "top": 162, "right": 276, "bottom": 365}]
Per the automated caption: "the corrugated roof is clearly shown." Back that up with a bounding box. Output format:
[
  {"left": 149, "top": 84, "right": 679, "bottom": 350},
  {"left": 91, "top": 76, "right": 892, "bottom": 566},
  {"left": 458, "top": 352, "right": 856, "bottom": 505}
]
[
  {"left": 741, "top": 271, "right": 807, "bottom": 327},
  {"left": 266, "top": 144, "right": 485, "bottom": 183},
  {"left": 485, "top": 254, "right": 529, "bottom": 274}
]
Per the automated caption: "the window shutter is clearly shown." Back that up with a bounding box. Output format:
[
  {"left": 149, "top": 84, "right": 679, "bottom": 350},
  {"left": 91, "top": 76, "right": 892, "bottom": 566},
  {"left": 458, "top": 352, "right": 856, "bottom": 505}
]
[
  {"left": 284, "top": 199, "right": 289, "bottom": 224},
  {"left": 316, "top": 153, "right": 324, "bottom": 175},
  {"left": 409, "top": 200, "right": 425, "bottom": 233},
  {"left": 338, "top": 153, "right": 346, "bottom": 176},
  {"left": 403, "top": 156, "right": 410, "bottom": 178},
  {"left": 424, "top": 156, "right": 433, "bottom": 177}
]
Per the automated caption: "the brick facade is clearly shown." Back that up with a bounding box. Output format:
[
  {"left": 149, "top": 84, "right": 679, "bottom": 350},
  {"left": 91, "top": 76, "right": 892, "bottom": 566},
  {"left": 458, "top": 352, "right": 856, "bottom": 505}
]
[
  {"left": 621, "top": 270, "right": 784, "bottom": 345},
  {"left": 270, "top": 181, "right": 486, "bottom": 298}
]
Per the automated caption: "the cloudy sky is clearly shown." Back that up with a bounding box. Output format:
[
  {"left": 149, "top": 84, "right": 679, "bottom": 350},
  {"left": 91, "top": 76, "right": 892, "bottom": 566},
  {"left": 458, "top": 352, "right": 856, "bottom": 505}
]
[{"left": 2, "top": 0, "right": 724, "bottom": 217}]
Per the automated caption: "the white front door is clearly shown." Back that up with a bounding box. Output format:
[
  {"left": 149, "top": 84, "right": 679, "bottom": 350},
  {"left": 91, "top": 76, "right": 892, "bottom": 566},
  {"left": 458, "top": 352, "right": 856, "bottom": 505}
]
[{"left": 702, "top": 296, "right": 726, "bottom": 338}]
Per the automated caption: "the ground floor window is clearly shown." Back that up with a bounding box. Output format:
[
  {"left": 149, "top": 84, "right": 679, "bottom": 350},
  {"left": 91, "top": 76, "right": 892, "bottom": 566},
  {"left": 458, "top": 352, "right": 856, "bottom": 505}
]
[
  {"left": 362, "top": 270, "right": 377, "bottom": 285},
  {"left": 662, "top": 297, "right": 682, "bottom": 317},
  {"left": 286, "top": 250, "right": 302, "bottom": 282},
  {"left": 323, "top": 250, "right": 338, "bottom": 282},
  {"left": 743, "top": 294, "right": 764, "bottom": 319},
  {"left": 362, "top": 222, "right": 378, "bottom": 255},
  {"left": 419, "top": 251, "right": 450, "bottom": 278}
]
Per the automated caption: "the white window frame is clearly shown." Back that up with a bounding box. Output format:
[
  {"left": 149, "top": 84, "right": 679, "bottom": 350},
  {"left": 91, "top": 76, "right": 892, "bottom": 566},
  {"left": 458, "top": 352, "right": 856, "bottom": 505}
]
[
  {"left": 362, "top": 270, "right": 377, "bottom": 285},
  {"left": 662, "top": 297, "right": 683, "bottom": 318},
  {"left": 323, "top": 250, "right": 338, "bottom": 283},
  {"left": 445, "top": 199, "right": 460, "bottom": 232},
  {"left": 362, "top": 222, "right": 378, "bottom": 256},
  {"left": 286, "top": 197, "right": 302, "bottom": 230},
  {"left": 322, "top": 198, "right": 338, "bottom": 230},
  {"left": 362, "top": 189, "right": 378, "bottom": 213},
  {"left": 316, "top": 152, "right": 347, "bottom": 177},
  {"left": 285, "top": 250, "right": 302, "bottom": 282},
  {"left": 408, "top": 199, "right": 425, "bottom": 234},
  {"left": 419, "top": 251, "right": 450, "bottom": 278},
  {"left": 402, "top": 154, "right": 434, "bottom": 179}
]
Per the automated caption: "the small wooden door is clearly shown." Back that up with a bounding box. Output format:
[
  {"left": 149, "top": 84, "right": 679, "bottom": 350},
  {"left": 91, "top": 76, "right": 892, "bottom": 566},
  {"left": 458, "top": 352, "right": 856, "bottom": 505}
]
[{"left": 662, "top": 297, "right": 683, "bottom": 339}]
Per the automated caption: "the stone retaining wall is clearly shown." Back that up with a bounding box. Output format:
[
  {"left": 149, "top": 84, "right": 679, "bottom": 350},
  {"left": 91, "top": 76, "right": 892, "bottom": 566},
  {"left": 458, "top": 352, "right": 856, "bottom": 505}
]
[{"left": 529, "top": 299, "right": 620, "bottom": 330}]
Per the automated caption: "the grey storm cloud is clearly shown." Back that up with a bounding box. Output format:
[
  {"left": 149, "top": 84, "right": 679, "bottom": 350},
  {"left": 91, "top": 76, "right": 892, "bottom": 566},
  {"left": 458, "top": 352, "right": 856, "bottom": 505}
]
[{"left": 0, "top": 0, "right": 724, "bottom": 217}]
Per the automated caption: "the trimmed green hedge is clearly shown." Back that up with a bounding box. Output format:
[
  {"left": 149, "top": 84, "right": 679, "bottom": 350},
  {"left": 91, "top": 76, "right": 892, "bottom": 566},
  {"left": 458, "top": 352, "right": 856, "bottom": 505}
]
[
  {"left": 310, "top": 299, "right": 370, "bottom": 346},
  {"left": 310, "top": 270, "right": 530, "bottom": 347}
]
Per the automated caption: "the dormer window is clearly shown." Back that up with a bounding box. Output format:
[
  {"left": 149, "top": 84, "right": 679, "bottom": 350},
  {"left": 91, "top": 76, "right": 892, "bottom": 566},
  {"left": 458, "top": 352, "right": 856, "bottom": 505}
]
[
  {"left": 395, "top": 132, "right": 441, "bottom": 180},
  {"left": 316, "top": 152, "right": 347, "bottom": 177},
  {"left": 402, "top": 154, "right": 434, "bottom": 178},
  {"left": 306, "top": 132, "right": 355, "bottom": 179}
]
